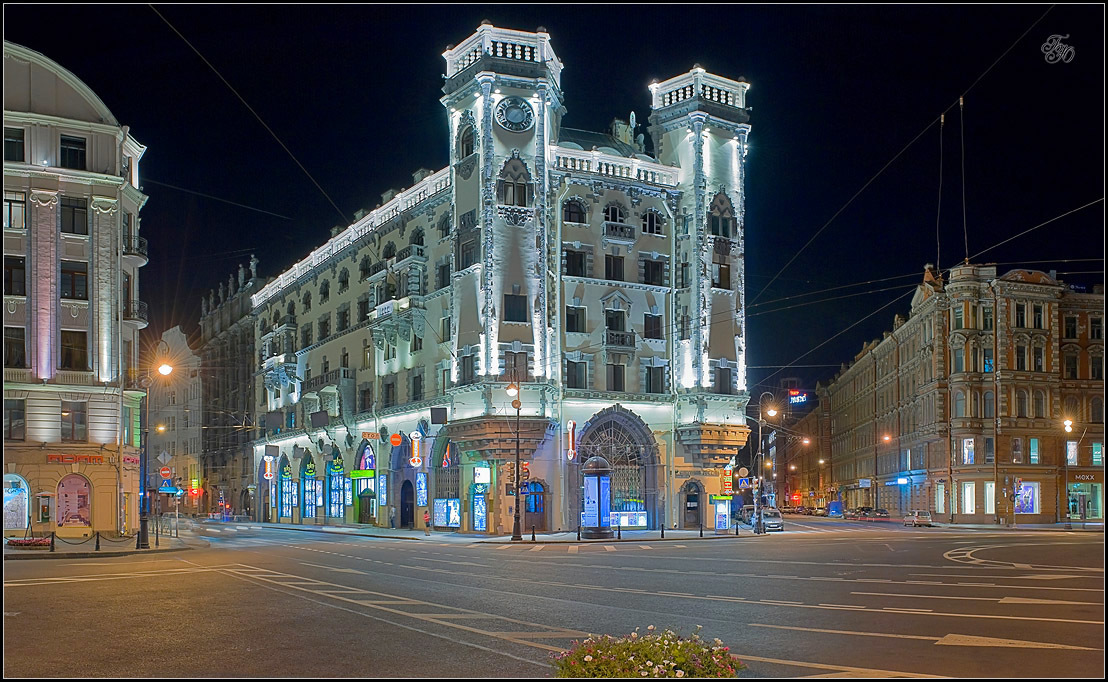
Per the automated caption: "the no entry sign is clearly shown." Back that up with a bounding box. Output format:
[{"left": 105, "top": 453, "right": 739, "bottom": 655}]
[{"left": 160, "top": 467, "right": 172, "bottom": 479}]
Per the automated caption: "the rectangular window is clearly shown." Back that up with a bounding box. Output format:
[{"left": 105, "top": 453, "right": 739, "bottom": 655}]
[
  {"left": 459, "top": 355, "right": 475, "bottom": 385},
  {"left": 503, "top": 294, "right": 527, "bottom": 322},
  {"left": 1091, "top": 318, "right": 1103, "bottom": 340},
  {"left": 1064, "top": 316, "right": 1078, "bottom": 339},
  {"left": 459, "top": 239, "right": 478, "bottom": 269},
  {"left": 985, "top": 481, "right": 995, "bottom": 515},
  {"left": 337, "top": 308, "right": 349, "bottom": 331},
  {"left": 60, "top": 261, "right": 88, "bottom": 300},
  {"left": 1034, "top": 347, "right": 1045, "bottom": 372},
  {"left": 503, "top": 351, "right": 528, "bottom": 380},
  {"left": 436, "top": 263, "right": 451, "bottom": 290},
  {"left": 382, "top": 381, "right": 396, "bottom": 408},
  {"left": 60, "top": 197, "right": 88, "bottom": 235},
  {"left": 935, "top": 483, "right": 945, "bottom": 514},
  {"left": 318, "top": 317, "right": 330, "bottom": 339},
  {"left": 59, "top": 135, "right": 86, "bottom": 170},
  {"left": 711, "top": 255, "right": 731, "bottom": 289},
  {"left": 358, "top": 299, "right": 370, "bottom": 323},
  {"left": 1066, "top": 440, "right": 1078, "bottom": 465},
  {"left": 441, "top": 316, "right": 451, "bottom": 342},
  {"left": 715, "top": 366, "right": 733, "bottom": 395},
  {"left": 360, "top": 387, "right": 373, "bottom": 411},
  {"left": 412, "top": 334, "right": 422, "bottom": 353},
  {"left": 642, "top": 260, "right": 665, "bottom": 286},
  {"left": 607, "top": 363, "right": 625, "bottom": 391},
  {"left": 1093, "top": 356, "right": 1103, "bottom": 380},
  {"left": 1029, "top": 437, "right": 1039, "bottom": 464},
  {"left": 60, "top": 401, "right": 87, "bottom": 442},
  {"left": 301, "top": 327, "right": 313, "bottom": 348},
  {"left": 59, "top": 330, "right": 87, "bottom": 370},
  {"left": 953, "top": 307, "right": 963, "bottom": 330},
  {"left": 565, "top": 251, "right": 586, "bottom": 277},
  {"left": 1011, "top": 437, "right": 1022, "bottom": 463},
  {"left": 4, "top": 398, "right": 25, "bottom": 441},
  {"left": 952, "top": 348, "right": 964, "bottom": 374},
  {"left": 961, "top": 482, "right": 975, "bottom": 514},
  {"left": 643, "top": 314, "right": 662, "bottom": 339},
  {"left": 4, "top": 127, "right": 24, "bottom": 162},
  {"left": 411, "top": 374, "right": 423, "bottom": 402},
  {"left": 4, "top": 256, "right": 26, "bottom": 296},
  {"left": 985, "top": 437, "right": 994, "bottom": 464},
  {"left": 605, "top": 255, "right": 624, "bottom": 281},
  {"left": 5, "top": 327, "right": 25, "bottom": 367},
  {"left": 1014, "top": 481, "right": 1040, "bottom": 514},
  {"left": 1093, "top": 443, "right": 1103, "bottom": 466},
  {"left": 1016, "top": 345, "right": 1027, "bottom": 371},
  {"left": 645, "top": 366, "right": 664, "bottom": 394},
  {"left": 565, "top": 306, "right": 585, "bottom": 333},
  {"left": 982, "top": 306, "right": 993, "bottom": 331},
  {"left": 1033, "top": 304, "right": 1044, "bottom": 329},
  {"left": 983, "top": 347, "right": 994, "bottom": 373},
  {"left": 1015, "top": 303, "right": 1026, "bottom": 328},
  {"left": 4, "top": 191, "right": 26, "bottom": 229},
  {"left": 1064, "top": 354, "right": 1077, "bottom": 379},
  {"left": 566, "top": 360, "right": 586, "bottom": 389},
  {"left": 605, "top": 309, "right": 625, "bottom": 332},
  {"left": 962, "top": 437, "right": 974, "bottom": 465}
]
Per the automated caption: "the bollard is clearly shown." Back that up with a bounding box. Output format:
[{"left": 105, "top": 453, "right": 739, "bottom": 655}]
[
  {"left": 735, "top": 521, "right": 739, "bottom": 536},
  {"left": 617, "top": 524, "right": 622, "bottom": 540},
  {"left": 531, "top": 526, "right": 536, "bottom": 542},
  {"left": 660, "top": 525, "right": 665, "bottom": 539},
  {"left": 577, "top": 525, "right": 581, "bottom": 541},
  {"left": 699, "top": 523, "right": 703, "bottom": 538},
  {"left": 136, "top": 530, "right": 140, "bottom": 549},
  {"left": 95, "top": 532, "right": 101, "bottom": 551},
  {"left": 50, "top": 531, "right": 56, "bottom": 552}
]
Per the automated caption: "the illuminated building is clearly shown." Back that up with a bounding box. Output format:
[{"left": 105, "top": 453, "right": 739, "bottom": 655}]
[
  {"left": 146, "top": 326, "right": 202, "bottom": 516},
  {"left": 250, "top": 24, "right": 754, "bottom": 532},
  {"left": 3, "top": 42, "right": 148, "bottom": 537}
]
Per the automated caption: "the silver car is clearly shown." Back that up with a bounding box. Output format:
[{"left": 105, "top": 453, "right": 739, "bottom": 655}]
[
  {"left": 761, "top": 508, "right": 784, "bottom": 532},
  {"left": 903, "top": 510, "right": 933, "bottom": 527}
]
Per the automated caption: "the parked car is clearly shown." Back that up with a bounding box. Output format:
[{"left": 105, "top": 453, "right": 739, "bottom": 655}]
[
  {"left": 903, "top": 510, "right": 933, "bottom": 527},
  {"left": 855, "top": 506, "right": 875, "bottom": 519},
  {"left": 761, "top": 508, "right": 784, "bottom": 532},
  {"left": 874, "top": 508, "right": 890, "bottom": 518},
  {"left": 811, "top": 507, "right": 828, "bottom": 516},
  {"left": 739, "top": 505, "right": 756, "bottom": 525}
]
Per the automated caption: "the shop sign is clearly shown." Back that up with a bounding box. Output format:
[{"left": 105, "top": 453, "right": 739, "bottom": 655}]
[
  {"left": 47, "top": 454, "right": 105, "bottom": 464},
  {"left": 710, "top": 494, "right": 733, "bottom": 501},
  {"left": 1072, "top": 472, "right": 1103, "bottom": 483},
  {"left": 361, "top": 432, "right": 380, "bottom": 441},
  {"left": 474, "top": 467, "right": 491, "bottom": 484},
  {"left": 122, "top": 456, "right": 140, "bottom": 465},
  {"left": 858, "top": 478, "right": 871, "bottom": 488},
  {"left": 721, "top": 466, "right": 733, "bottom": 495},
  {"left": 416, "top": 472, "right": 428, "bottom": 506},
  {"left": 674, "top": 470, "right": 694, "bottom": 478},
  {"left": 350, "top": 469, "right": 376, "bottom": 479}
]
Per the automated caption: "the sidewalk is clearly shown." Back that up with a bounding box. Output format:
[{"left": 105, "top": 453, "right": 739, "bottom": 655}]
[{"left": 4, "top": 530, "right": 202, "bottom": 561}]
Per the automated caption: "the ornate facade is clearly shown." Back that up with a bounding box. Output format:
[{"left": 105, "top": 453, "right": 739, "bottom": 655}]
[
  {"left": 3, "top": 41, "right": 148, "bottom": 537},
  {"left": 250, "top": 24, "right": 754, "bottom": 533}
]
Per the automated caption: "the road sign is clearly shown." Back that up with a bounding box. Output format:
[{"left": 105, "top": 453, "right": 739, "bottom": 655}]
[
  {"left": 390, "top": 433, "right": 402, "bottom": 446},
  {"left": 160, "top": 467, "right": 172, "bottom": 479},
  {"left": 157, "top": 452, "right": 171, "bottom": 465},
  {"left": 736, "top": 477, "right": 751, "bottom": 489}
]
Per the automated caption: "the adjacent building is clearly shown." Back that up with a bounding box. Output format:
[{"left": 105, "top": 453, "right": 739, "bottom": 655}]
[
  {"left": 3, "top": 41, "right": 149, "bottom": 537},
  {"left": 788, "top": 264, "right": 1104, "bottom": 523},
  {"left": 250, "top": 23, "right": 755, "bottom": 534},
  {"left": 146, "top": 326, "right": 202, "bottom": 516}
]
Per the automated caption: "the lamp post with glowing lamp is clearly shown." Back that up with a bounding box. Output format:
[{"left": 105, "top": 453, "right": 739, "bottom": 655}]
[
  {"left": 138, "top": 355, "right": 174, "bottom": 549},
  {"left": 750, "top": 391, "right": 778, "bottom": 535},
  {"left": 506, "top": 377, "right": 523, "bottom": 542}
]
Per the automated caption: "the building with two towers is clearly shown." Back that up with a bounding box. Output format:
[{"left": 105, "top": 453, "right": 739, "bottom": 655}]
[{"left": 250, "top": 23, "right": 755, "bottom": 533}]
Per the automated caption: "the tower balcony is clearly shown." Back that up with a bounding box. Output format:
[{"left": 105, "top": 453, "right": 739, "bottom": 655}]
[
  {"left": 122, "top": 299, "right": 148, "bottom": 329},
  {"left": 121, "top": 235, "right": 149, "bottom": 266}
]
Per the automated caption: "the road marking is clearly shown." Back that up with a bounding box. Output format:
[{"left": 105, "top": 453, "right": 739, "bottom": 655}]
[
  {"left": 752, "top": 623, "right": 934, "bottom": 641},
  {"left": 639, "top": 545, "right": 652, "bottom": 550},
  {"left": 603, "top": 545, "right": 616, "bottom": 552},
  {"left": 882, "top": 607, "right": 934, "bottom": 612},
  {"left": 761, "top": 599, "right": 803, "bottom": 604},
  {"left": 998, "top": 596, "right": 1102, "bottom": 606},
  {"left": 817, "top": 604, "right": 866, "bottom": 609},
  {"left": 495, "top": 545, "right": 512, "bottom": 550},
  {"left": 935, "top": 634, "right": 1102, "bottom": 650},
  {"left": 568, "top": 546, "right": 579, "bottom": 554},
  {"left": 528, "top": 545, "right": 544, "bottom": 552},
  {"left": 730, "top": 653, "right": 945, "bottom": 678},
  {"left": 853, "top": 591, "right": 1104, "bottom": 607}
]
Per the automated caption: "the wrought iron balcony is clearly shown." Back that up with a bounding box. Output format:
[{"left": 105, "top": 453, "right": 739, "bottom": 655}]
[
  {"left": 123, "top": 299, "right": 148, "bottom": 328},
  {"left": 122, "top": 235, "right": 149, "bottom": 266}
]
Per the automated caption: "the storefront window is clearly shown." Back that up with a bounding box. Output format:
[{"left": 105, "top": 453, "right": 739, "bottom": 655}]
[
  {"left": 279, "top": 462, "right": 294, "bottom": 517},
  {"left": 962, "top": 438, "right": 974, "bottom": 465},
  {"left": 985, "top": 481, "right": 995, "bottom": 514},
  {"left": 961, "top": 482, "right": 975, "bottom": 514},
  {"left": 935, "top": 483, "right": 945, "bottom": 514},
  {"left": 4, "top": 474, "right": 29, "bottom": 530},
  {"left": 1093, "top": 443, "right": 1102, "bottom": 466},
  {"left": 302, "top": 459, "right": 318, "bottom": 518},
  {"left": 1014, "top": 481, "right": 1039, "bottom": 514},
  {"left": 1067, "top": 483, "right": 1102, "bottom": 520},
  {"left": 57, "top": 474, "right": 91, "bottom": 527},
  {"left": 327, "top": 457, "right": 346, "bottom": 518}
]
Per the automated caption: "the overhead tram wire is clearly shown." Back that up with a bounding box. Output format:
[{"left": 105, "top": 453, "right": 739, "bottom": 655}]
[
  {"left": 141, "top": 179, "right": 293, "bottom": 220},
  {"left": 749, "top": 5, "right": 1056, "bottom": 306},
  {"left": 959, "top": 97, "right": 969, "bottom": 263}
]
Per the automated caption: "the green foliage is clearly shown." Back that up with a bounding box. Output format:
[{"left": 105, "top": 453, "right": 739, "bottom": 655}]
[{"left": 552, "top": 626, "right": 742, "bottom": 678}]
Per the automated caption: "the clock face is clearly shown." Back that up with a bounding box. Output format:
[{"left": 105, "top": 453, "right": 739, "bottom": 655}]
[{"left": 495, "top": 96, "right": 534, "bottom": 132}]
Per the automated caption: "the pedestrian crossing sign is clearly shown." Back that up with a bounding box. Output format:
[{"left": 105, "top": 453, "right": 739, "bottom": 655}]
[{"left": 737, "top": 477, "right": 752, "bottom": 489}]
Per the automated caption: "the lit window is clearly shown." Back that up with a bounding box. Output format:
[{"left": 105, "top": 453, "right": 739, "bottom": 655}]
[
  {"left": 1029, "top": 437, "right": 1039, "bottom": 464},
  {"left": 4, "top": 191, "right": 26, "bottom": 229},
  {"left": 60, "top": 400, "right": 87, "bottom": 441}
]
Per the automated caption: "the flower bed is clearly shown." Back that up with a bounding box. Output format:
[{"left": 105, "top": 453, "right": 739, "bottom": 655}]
[
  {"left": 6, "top": 537, "right": 51, "bottom": 549},
  {"left": 552, "top": 626, "right": 741, "bottom": 678}
]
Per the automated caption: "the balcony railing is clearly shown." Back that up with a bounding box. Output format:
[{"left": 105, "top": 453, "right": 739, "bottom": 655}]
[
  {"left": 123, "top": 299, "right": 148, "bottom": 327},
  {"left": 603, "top": 222, "right": 636, "bottom": 242},
  {"left": 605, "top": 329, "right": 636, "bottom": 349},
  {"left": 304, "top": 367, "right": 356, "bottom": 393},
  {"left": 122, "top": 235, "right": 149, "bottom": 263}
]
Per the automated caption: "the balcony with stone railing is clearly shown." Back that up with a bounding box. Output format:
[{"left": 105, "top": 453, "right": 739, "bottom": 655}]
[
  {"left": 122, "top": 235, "right": 149, "bottom": 266},
  {"left": 303, "top": 367, "right": 356, "bottom": 394},
  {"left": 649, "top": 67, "right": 750, "bottom": 113},
  {"left": 605, "top": 329, "right": 636, "bottom": 350},
  {"left": 443, "top": 24, "right": 563, "bottom": 91},
  {"left": 123, "top": 299, "right": 149, "bottom": 329},
  {"left": 603, "top": 221, "right": 636, "bottom": 243},
  {"left": 552, "top": 147, "right": 679, "bottom": 187}
]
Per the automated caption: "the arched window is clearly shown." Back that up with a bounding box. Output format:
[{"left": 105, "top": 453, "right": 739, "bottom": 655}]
[
  {"left": 302, "top": 456, "right": 318, "bottom": 519},
  {"left": 497, "top": 157, "right": 532, "bottom": 207},
  {"left": 382, "top": 242, "right": 396, "bottom": 259},
  {"left": 1034, "top": 390, "right": 1046, "bottom": 418},
  {"left": 563, "top": 200, "right": 586, "bottom": 224},
  {"left": 954, "top": 391, "right": 966, "bottom": 418},
  {"left": 457, "top": 126, "right": 475, "bottom": 158},
  {"left": 709, "top": 192, "right": 736, "bottom": 237},
  {"left": 1016, "top": 390, "right": 1029, "bottom": 418},
  {"left": 338, "top": 269, "right": 349, "bottom": 292},
  {"left": 438, "top": 214, "right": 451, "bottom": 238},
  {"left": 525, "top": 480, "right": 545, "bottom": 513},
  {"left": 319, "top": 280, "right": 330, "bottom": 303},
  {"left": 302, "top": 292, "right": 311, "bottom": 313},
  {"left": 984, "top": 391, "right": 994, "bottom": 418},
  {"left": 286, "top": 300, "right": 295, "bottom": 317},
  {"left": 327, "top": 453, "right": 347, "bottom": 519},
  {"left": 278, "top": 458, "right": 294, "bottom": 518},
  {"left": 359, "top": 256, "right": 371, "bottom": 281},
  {"left": 642, "top": 209, "right": 663, "bottom": 235},
  {"left": 603, "top": 204, "right": 626, "bottom": 223},
  {"left": 410, "top": 228, "right": 424, "bottom": 246},
  {"left": 1093, "top": 397, "right": 1104, "bottom": 424}
]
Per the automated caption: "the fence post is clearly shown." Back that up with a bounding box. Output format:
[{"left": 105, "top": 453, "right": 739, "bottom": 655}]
[
  {"left": 50, "top": 531, "right": 56, "bottom": 552},
  {"left": 699, "top": 523, "right": 703, "bottom": 538},
  {"left": 95, "top": 531, "right": 101, "bottom": 551},
  {"left": 136, "top": 530, "right": 140, "bottom": 549},
  {"left": 531, "top": 526, "right": 536, "bottom": 542}
]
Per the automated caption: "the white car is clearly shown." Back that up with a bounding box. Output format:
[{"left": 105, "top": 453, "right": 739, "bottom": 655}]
[{"left": 903, "top": 510, "right": 933, "bottom": 527}]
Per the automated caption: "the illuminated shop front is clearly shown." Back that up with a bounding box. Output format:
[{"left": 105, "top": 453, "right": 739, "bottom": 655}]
[
  {"left": 4, "top": 474, "right": 30, "bottom": 531},
  {"left": 327, "top": 452, "right": 350, "bottom": 519},
  {"left": 433, "top": 440, "right": 461, "bottom": 529},
  {"left": 1067, "top": 470, "right": 1103, "bottom": 521},
  {"left": 351, "top": 440, "right": 377, "bottom": 524}
]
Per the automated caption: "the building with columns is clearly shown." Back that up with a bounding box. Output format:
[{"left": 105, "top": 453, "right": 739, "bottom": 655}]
[
  {"left": 4, "top": 41, "right": 149, "bottom": 538},
  {"left": 789, "top": 264, "right": 1103, "bottom": 524},
  {"left": 251, "top": 24, "right": 754, "bottom": 534}
]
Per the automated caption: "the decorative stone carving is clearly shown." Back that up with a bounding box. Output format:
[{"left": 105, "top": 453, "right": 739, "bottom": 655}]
[
  {"left": 29, "top": 190, "right": 58, "bottom": 207},
  {"left": 456, "top": 155, "right": 477, "bottom": 180},
  {"left": 90, "top": 197, "right": 118, "bottom": 214}
]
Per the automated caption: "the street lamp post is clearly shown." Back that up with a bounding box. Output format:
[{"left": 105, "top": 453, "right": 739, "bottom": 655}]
[
  {"left": 138, "top": 349, "right": 174, "bottom": 550},
  {"left": 751, "top": 391, "right": 778, "bottom": 535},
  {"left": 507, "top": 375, "right": 523, "bottom": 542}
]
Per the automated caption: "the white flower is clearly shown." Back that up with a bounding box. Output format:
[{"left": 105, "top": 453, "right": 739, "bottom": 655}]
[
  {"left": 647, "top": 625, "right": 655, "bottom": 631},
  {"left": 631, "top": 632, "right": 638, "bottom": 639},
  {"left": 676, "top": 671, "right": 685, "bottom": 678},
  {"left": 583, "top": 655, "right": 592, "bottom": 662},
  {"left": 640, "top": 672, "right": 648, "bottom": 677}
]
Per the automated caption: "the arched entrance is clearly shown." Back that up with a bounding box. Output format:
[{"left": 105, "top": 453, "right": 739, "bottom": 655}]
[
  {"left": 682, "top": 480, "right": 703, "bottom": 529},
  {"left": 4, "top": 473, "right": 30, "bottom": 531},
  {"left": 575, "top": 405, "right": 660, "bottom": 529},
  {"left": 400, "top": 480, "right": 415, "bottom": 529},
  {"left": 524, "top": 480, "right": 548, "bottom": 532}
]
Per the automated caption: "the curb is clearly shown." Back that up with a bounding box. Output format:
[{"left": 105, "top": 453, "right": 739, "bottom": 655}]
[{"left": 3, "top": 543, "right": 197, "bottom": 561}]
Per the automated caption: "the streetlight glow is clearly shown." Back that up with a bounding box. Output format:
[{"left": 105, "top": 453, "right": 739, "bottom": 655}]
[
  {"left": 506, "top": 381, "right": 518, "bottom": 397},
  {"left": 766, "top": 407, "right": 778, "bottom": 417},
  {"left": 158, "top": 363, "right": 173, "bottom": 376}
]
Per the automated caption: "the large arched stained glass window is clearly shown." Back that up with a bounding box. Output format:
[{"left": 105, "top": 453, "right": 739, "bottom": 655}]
[
  {"left": 302, "top": 457, "right": 319, "bottom": 519},
  {"left": 57, "top": 474, "right": 91, "bottom": 527},
  {"left": 327, "top": 454, "right": 347, "bottom": 519},
  {"left": 279, "top": 460, "right": 295, "bottom": 518}
]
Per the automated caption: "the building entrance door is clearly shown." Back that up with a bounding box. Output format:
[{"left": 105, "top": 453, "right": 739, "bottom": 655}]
[
  {"left": 400, "top": 480, "right": 414, "bottom": 529},
  {"left": 524, "top": 481, "right": 547, "bottom": 532},
  {"left": 684, "top": 487, "right": 701, "bottom": 528}
]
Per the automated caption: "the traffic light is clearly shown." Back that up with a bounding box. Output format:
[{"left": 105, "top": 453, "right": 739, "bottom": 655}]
[
  {"left": 521, "top": 461, "right": 530, "bottom": 480},
  {"left": 505, "top": 463, "right": 515, "bottom": 485}
]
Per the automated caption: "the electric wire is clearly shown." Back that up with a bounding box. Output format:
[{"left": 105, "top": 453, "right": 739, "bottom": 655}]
[
  {"left": 959, "top": 97, "right": 969, "bottom": 262},
  {"left": 142, "top": 179, "right": 292, "bottom": 220},
  {"left": 936, "top": 113, "right": 944, "bottom": 271}
]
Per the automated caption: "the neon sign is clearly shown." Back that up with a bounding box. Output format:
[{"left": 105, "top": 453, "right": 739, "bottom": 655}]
[
  {"left": 566, "top": 420, "right": 577, "bottom": 461},
  {"left": 788, "top": 389, "right": 808, "bottom": 405}
]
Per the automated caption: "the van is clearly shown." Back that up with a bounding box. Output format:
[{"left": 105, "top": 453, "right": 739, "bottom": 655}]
[{"left": 904, "top": 510, "right": 933, "bottom": 527}]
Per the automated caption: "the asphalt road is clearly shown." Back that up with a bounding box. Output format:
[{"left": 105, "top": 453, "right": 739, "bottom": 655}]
[{"left": 4, "top": 515, "right": 1103, "bottom": 678}]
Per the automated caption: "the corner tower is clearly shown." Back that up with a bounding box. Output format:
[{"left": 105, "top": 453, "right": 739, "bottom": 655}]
[{"left": 648, "top": 67, "right": 753, "bottom": 463}]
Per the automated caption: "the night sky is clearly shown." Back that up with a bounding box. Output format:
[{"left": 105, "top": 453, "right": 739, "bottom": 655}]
[{"left": 4, "top": 5, "right": 1103, "bottom": 395}]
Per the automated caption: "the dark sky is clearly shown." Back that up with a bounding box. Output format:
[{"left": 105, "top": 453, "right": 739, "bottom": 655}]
[{"left": 5, "top": 5, "right": 1104, "bottom": 395}]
